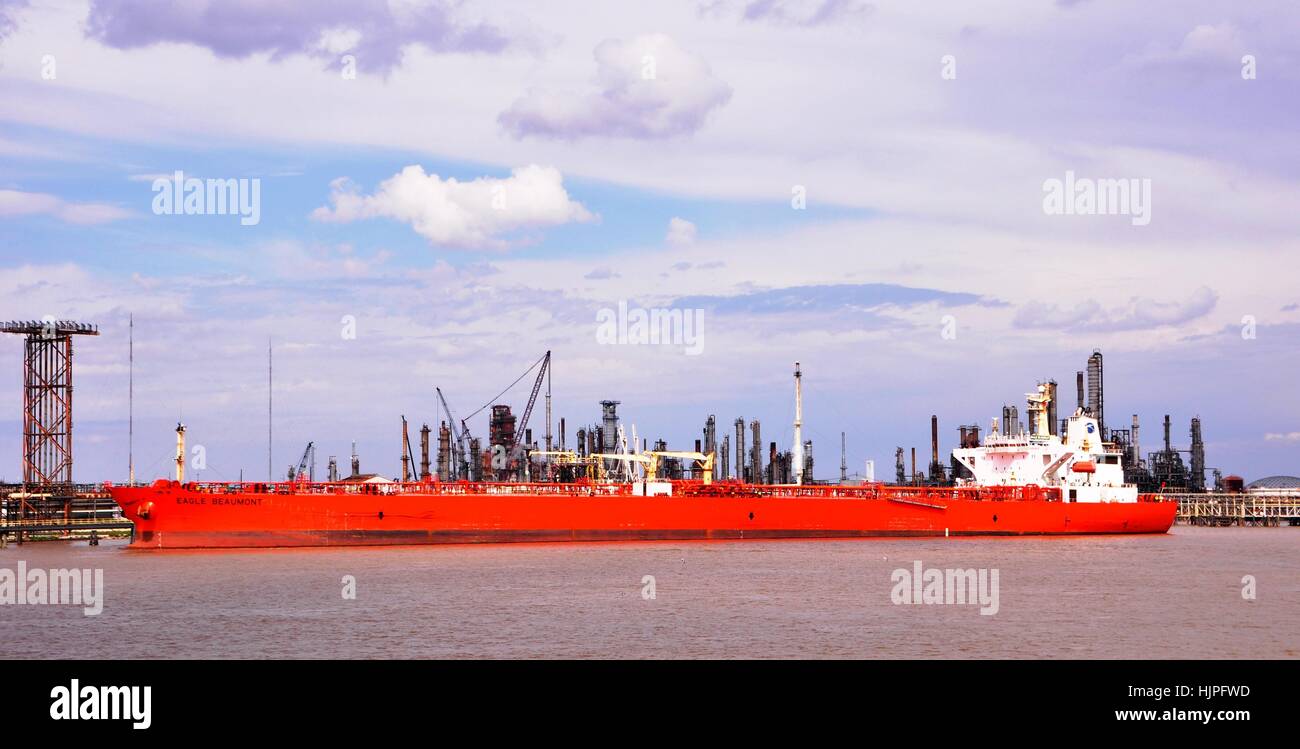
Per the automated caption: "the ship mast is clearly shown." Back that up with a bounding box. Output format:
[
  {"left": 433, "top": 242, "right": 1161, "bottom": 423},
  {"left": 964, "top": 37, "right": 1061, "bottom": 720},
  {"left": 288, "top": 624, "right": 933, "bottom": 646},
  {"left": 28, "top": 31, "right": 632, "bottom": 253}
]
[
  {"left": 793, "top": 361, "right": 804, "bottom": 485},
  {"left": 128, "top": 313, "right": 134, "bottom": 485},
  {"left": 268, "top": 337, "right": 273, "bottom": 482}
]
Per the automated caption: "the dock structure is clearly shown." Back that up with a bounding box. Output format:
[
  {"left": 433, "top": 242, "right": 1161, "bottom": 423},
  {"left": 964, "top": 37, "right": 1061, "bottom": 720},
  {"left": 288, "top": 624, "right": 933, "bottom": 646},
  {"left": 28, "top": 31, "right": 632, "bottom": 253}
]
[
  {"left": 0, "top": 320, "right": 101, "bottom": 540},
  {"left": 1170, "top": 491, "right": 1300, "bottom": 527},
  {"left": 0, "top": 484, "right": 128, "bottom": 544}
]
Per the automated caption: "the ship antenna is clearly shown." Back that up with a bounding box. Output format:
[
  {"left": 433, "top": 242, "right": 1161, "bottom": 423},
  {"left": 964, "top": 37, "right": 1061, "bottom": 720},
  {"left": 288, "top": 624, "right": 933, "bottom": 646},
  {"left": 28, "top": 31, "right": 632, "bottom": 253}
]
[
  {"left": 793, "top": 361, "right": 804, "bottom": 485},
  {"left": 268, "top": 336, "right": 273, "bottom": 482},
  {"left": 128, "top": 313, "right": 134, "bottom": 485}
]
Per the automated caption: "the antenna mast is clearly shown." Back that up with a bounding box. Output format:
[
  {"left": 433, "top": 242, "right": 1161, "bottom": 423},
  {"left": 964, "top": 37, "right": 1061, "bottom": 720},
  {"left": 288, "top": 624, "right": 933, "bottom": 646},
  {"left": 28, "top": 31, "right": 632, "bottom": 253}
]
[
  {"left": 793, "top": 361, "right": 804, "bottom": 485},
  {"left": 128, "top": 314, "right": 134, "bottom": 485},
  {"left": 268, "top": 337, "right": 273, "bottom": 482}
]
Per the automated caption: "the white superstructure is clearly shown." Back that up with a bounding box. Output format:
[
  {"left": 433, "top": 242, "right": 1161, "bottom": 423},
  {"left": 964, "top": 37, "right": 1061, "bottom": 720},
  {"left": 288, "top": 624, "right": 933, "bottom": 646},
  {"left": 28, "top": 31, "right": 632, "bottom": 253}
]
[{"left": 951, "top": 382, "right": 1137, "bottom": 503}]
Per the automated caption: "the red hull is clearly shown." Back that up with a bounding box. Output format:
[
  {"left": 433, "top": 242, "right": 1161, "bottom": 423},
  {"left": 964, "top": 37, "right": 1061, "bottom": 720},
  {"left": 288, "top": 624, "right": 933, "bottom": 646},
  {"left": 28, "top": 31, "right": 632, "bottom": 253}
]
[{"left": 110, "top": 480, "right": 1177, "bottom": 549}]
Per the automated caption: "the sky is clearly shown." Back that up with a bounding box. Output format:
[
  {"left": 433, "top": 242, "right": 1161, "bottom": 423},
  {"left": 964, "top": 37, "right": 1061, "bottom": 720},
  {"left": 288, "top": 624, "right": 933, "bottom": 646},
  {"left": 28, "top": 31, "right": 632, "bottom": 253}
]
[{"left": 0, "top": 0, "right": 1297, "bottom": 484}]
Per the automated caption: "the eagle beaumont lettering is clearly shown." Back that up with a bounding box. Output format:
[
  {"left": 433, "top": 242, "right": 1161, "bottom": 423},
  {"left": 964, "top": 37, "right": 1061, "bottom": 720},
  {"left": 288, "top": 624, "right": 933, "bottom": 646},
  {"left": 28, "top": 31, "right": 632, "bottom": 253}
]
[
  {"left": 0, "top": 561, "right": 103, "bottom": 616},
  {"left": 50, "top": 679, "right": 151, "bottom": 730}
]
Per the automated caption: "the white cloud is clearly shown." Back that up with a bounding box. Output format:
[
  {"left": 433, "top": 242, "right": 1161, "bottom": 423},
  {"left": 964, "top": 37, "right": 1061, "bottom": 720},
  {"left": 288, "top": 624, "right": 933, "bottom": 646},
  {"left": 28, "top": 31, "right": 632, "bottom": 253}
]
[
  {"left": 499, "top": 33, "right": 733, "bottom": 140},
  {"left": 666, "top": 216, "right": 697, "bottom": 244},
  {"left": 1264, "top": 432, "right": 1300, "bottom": 442},
  {"left": 1014, "top": 287, "right": 1218, "bottom": 332},
  {"left": 1126, "top": 23, "right": 1246, "bottom": 68},
  {"left": 0, "top": 189, "right": 131, "bottom": 224},
  {"left": 311, "top": 164, "right": 594, "bottom": 249},
  {"left": 703, "top": 0, "right": 873, "bottom": 27}
]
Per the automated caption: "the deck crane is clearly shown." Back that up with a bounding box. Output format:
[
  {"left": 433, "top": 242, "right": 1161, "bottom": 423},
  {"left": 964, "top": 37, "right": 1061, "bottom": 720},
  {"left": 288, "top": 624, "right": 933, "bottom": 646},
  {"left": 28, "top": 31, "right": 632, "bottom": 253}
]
[
  {"left": 436, "top": 387, "right": 471, "bottom": 480},
  {"left": 290, "top": 441, "right": 315, "bottom": 483},
  {"left": 508, "top": 351, "right": 551, "bottom": 470}
]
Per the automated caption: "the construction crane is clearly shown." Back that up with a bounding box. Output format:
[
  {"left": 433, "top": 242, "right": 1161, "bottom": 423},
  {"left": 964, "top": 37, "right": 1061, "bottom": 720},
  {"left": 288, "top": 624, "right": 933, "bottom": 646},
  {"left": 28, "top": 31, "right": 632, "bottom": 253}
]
[
  {"left": 290, "top": 442, "right": 315, "bottom": 483},
  {"left": 508, "top": 350, "right": 550, "bottom": 465},
  {"left": 436, "top": 387, "right": 471, "bottom": 479}
]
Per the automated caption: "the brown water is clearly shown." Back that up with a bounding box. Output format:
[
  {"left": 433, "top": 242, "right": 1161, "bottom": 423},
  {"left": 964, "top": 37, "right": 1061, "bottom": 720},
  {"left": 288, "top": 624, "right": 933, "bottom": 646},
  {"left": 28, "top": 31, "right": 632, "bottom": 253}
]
[{"left": 1, "top": 526, "right": 1295, "bottom": 659}]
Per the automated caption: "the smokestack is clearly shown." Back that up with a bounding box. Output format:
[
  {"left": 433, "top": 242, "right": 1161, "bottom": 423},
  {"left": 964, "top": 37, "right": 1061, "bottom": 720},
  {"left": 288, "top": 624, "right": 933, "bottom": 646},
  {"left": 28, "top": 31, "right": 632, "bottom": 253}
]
[
  {"left": 1046, "top": 380, "right": 1059, "bottom": 436},
  {"left": 1087, "top": 350, "right": 1104, "bottom": 437},
  {"left": 840, "top": 431, "right": 847, "bottom": 484},
  {"left": 437, "top": 422, "right": 451, "bottom": 479},
  {"left": 930, "top": 415, "right": 939, "bottom": 465},
  {"left": 1190, "top": 417, "right": 1206, "bottom": 492},
  {"left": 559, "top": 417, "right": 566, "bottom": 452},
  {"left": 1131, "top": 414, "right": 1141, "bottom": 469},
  {"left": 401, "top": 416, "right": 411, "bottom": 482},
  {"left": 328, "top": 456, "right": 338, "bottom": 482},
  {"left": 351, "top": 441, "right": 359, "bottom": 478},
  {"left": 911, "top": 447, "right": 917, "bottom": 484},
  {"left": 1076, "top": 371, "right": 1085, "bottom": 412},
  {"left": 735, "top": 418, "right": 746, "bottom": 481},
  {"left": 420, "top": 424, "right": 431, "bottom": 481},
  {"left": 751, "top": 419, "right": 762, "bottom": 485},
  {"left": 600, "top": 400, "right": 620, "bottom": 453},
  {"left": 1163, "top": 414, "right": 1171, "bottom": 452},
  {"left": 793, "top": 362, "right": 804, "bottom": 485},
  {"left": 719, "top": 435, "right": 729, "bottom": 480},
  {"left": 704, "top": 415, "right": 716, "bottom": 461}
]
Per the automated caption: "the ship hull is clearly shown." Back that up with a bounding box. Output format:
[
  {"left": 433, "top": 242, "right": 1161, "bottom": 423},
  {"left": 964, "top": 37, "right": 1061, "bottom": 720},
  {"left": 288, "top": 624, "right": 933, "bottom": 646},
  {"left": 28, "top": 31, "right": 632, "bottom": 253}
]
[{"left": 111, "top": 481, "right": 1177, "bottom": 550}]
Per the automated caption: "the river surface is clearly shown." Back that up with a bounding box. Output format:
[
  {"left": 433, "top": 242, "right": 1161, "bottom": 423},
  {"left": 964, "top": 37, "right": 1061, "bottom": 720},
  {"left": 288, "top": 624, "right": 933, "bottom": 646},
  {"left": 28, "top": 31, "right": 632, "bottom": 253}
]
[{"left": 1, "top": 526, "right": 1295, "bottom": 659}]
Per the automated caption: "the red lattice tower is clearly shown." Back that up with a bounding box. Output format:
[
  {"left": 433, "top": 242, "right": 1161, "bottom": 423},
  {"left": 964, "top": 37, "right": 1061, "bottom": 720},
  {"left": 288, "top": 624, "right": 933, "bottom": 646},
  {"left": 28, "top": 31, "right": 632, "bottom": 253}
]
[{"left": 1, "top": 320, "right": 99, "bottom": 490}]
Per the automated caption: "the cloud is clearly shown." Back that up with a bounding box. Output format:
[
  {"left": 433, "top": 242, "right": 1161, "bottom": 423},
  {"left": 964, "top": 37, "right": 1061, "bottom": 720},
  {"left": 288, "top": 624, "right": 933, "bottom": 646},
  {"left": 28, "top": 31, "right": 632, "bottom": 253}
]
[
  {"left": 1124, "top": 23, "right": 1246, "bottom": 70},
  {"left": 1264, "top": 432, "right": 1300, "bottom": 442},
  {"left": 584, "top": 267, "right": 620, "bottom": 280},
  {"left": 83, "top": 0, "right": 512, "bottom": 75},
  {"left": 703, "top": 0, "right": 872, "bottom": 27},
  {"left": 1014, "top": 287, "right": 1218, "bottom": 332},
  {"left": 311, "top": 164, "right": 594, "bottom": 249},
  {"left": 499, "top": 33, "right": 732, "bottom": 140},
  {"left": 0, "top": 189, "right": 131, "bottom": 224},
  {"left": 672, "top": 282, "right": 992, "bottom": 315},
  {"left": 666, "top": 217, "right": 697, "bottom": 245},
  {"left": 0, "top": 0, "right": 28, "bottom": 41}
]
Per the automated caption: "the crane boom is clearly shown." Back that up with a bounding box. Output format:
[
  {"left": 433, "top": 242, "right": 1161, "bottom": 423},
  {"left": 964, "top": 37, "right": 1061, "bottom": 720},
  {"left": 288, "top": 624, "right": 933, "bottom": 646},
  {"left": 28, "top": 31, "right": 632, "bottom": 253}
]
[
  {"left": 294, "top": 441, "right": 314, "bottom": 483},
  {"left": 508, "top": 351, "right": 550, "bottom": 459},
  {"left": 436, "top": 387, "right": 471, "bottom": 479}
]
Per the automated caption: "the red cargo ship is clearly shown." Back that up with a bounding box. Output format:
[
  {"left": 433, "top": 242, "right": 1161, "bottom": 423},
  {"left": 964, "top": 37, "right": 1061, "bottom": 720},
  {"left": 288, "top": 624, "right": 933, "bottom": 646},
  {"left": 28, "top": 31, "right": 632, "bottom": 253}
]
[
  {"left": 110, "top": 361, "right": 1178, "bottom": 549},
  {"left": 110, "top": 479, "right": 1176, "bottom": 549}
]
